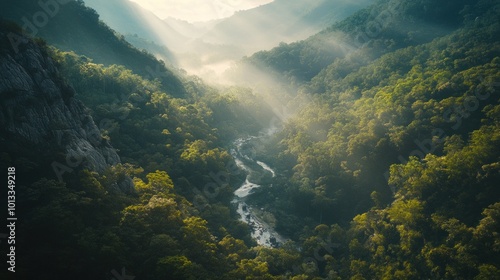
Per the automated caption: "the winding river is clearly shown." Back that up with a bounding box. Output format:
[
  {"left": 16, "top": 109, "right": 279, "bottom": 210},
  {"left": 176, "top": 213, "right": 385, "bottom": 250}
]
[{"left": 231, "top": 136, "right": 288, "bottom": 247}]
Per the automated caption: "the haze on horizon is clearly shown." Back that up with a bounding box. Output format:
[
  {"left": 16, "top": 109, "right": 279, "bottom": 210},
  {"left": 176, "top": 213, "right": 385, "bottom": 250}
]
[
  {"left": 82, "top": 0, "right": 376, "bottom": 85},
  {"left": 128, "top": 0, "right": 273, "bottom": 22}
]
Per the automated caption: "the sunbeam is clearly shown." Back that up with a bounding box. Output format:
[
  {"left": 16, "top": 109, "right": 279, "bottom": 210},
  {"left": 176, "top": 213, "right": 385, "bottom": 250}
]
[
  {"left": 83, "top": 0, "right": 376, "bottom": 84},
  {"left": 2, "top": 0, "right": 499, "bottom": 278}
]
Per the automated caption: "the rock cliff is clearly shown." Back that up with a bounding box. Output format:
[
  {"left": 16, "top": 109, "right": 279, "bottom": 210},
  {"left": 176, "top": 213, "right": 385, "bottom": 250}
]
[{"left": 0, "top": 22, "right": 122, "bottom": 181}]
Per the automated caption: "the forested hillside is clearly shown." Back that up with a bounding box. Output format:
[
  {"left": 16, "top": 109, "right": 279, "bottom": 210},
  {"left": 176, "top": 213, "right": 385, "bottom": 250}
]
[
  {"left": 1, "top": 0, "right": 499, "bottom": 279},
  {"left": 243, "top": 0, "right": 500, "bottom": 278},
  {"left": 201, "top": 0, "right": 375, "bottom": 53},
  {"left": 0, "top": 0, "right": 184, "bottom": 95},
  {"left": 231, "top": 0, "right": 481, "bottom": 85}
]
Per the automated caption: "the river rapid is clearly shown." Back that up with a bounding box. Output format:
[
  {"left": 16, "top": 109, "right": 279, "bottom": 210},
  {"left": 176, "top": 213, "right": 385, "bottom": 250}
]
[{"left": 231, "top": 136, "right": 288, "bottom": 247}]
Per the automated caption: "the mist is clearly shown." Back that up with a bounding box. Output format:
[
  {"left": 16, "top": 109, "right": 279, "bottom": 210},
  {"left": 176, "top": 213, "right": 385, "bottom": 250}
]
[
  {"left": 3, "top": 0, "right": 498, "bottom": 278},
  {"left": 80, "top": 0, "right": 385, "bottom": 138},
  {"left": 83, "top": 0, "right": 375, "bottom": 86}
]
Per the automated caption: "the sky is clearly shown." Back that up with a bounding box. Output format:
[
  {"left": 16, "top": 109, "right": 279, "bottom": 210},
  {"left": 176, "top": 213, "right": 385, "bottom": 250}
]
[{"left": 128, "top": 0, "right": 274, "bottom": 22}]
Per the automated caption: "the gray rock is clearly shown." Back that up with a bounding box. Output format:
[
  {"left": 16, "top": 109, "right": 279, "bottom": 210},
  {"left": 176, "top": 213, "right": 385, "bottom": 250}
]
[{"left": 0, "top": 30, "right": 123, "bottom": 179}]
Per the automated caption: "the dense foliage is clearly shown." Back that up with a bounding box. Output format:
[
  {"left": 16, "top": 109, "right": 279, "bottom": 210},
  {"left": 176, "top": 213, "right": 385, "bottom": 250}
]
[
  {"left": 243, "top": 0, "right": 500, "bottom": 279},
  {"left": 231, "top": 0, "right": 480, "bottom": 86},
  {"left": 0, "top": 0, "right": 184, "bottom": 95},
  {"left": 1, "top": 0, "right": 499, "bottom": 279},
  {"left": 1, "top": 31, "right": 281, "bottom": 279}
]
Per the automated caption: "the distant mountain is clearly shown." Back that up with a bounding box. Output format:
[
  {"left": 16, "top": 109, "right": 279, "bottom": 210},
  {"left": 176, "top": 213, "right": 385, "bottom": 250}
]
[
  {"left": 231, "top": 0, "right": 477, "bottom": 85},
  {"left": 174, "top": 0, "right": 375, "bottom": 77},
  {"left": 124, "top": 33, "right": 177, "bottom": 66},
  {"left": 1, "top": 0, "right": 500, "bottom": 279},
  {"left": 163, "top": 17, "right": 222, "bottom": 39},
  {"left": 80, "top": 0, "right": 375, "bottom": 79},
  {"left": 0, "top": 0, "right": 185, "bottom": 95},
  {"left": 82, "top": 0, "right": 187, "bottom": 52},
  {"left": 201, "top": 0, "right": 376, "bottom": 53}
]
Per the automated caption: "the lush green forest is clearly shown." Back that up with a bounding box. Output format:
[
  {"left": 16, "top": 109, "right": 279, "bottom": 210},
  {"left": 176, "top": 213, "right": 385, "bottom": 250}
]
[
  {"left": 0, "top": 0, "right": 185, "bottom": 95},
  {"left": 1, "top": 0, "right": 499, "bottom": 279},
  {"left": 1, "top": 20, "right": 275, "bottom": 279}
]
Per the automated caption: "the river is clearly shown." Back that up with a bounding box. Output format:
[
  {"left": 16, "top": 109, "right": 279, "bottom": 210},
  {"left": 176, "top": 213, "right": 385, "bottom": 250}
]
[{"left": 231, "top": 136, "right": 288, "bottom": 247}]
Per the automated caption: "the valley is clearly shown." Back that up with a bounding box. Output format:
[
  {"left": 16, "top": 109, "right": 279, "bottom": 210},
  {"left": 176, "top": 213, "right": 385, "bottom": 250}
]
[
  {"left": 0, "top": 0, "right": 499, "bottom": 279},
  {"left": 232, "top": 135, "right": 288, "bottom": 247}
]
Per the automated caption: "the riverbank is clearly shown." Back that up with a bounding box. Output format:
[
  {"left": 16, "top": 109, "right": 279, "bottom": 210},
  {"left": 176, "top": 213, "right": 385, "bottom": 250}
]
[{"left": 231, "top": 135, "right": 288, "bottom": 247}]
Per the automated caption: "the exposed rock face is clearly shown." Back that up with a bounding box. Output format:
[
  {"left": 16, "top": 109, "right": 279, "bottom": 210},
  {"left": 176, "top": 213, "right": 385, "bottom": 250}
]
[{"left": 0, "top": 26, "right": 121, "bottom": 176}]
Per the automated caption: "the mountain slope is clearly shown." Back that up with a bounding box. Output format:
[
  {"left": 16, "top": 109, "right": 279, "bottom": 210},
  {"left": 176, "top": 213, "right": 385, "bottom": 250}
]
[
  {"left": 239, "top": 1, "right": 500, "bottom": 278},
  {"left": 0, "top": 21, "right": 123, "bottom": 181},
  {"left": 0, "top": 0, "right": 185, "bottom": 95},
  {"left": 1, "top": 0, "right": 499, "bottom": 279},
  {"left": 0, "top": 19, "right": 268, "bottom": 280},
  {"left": 82, "top": 0, "right": 186, "bottom": 54},
  {"left": 233, "top": 0, "right": 479, "bottom": 84},
  {"left": 79, "top": 0, "right": 375, "bottom": 79},
  {"left": 202, "top": 0, "right": 375, "bottom": 53}
]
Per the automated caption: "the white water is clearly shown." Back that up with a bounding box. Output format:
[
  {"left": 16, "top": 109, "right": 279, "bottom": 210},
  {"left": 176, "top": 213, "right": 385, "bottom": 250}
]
[
  {"left": 232, "top": 136, "right": 287, "bottom": 247},
  {"left": 234, "top": 179, "right": 261, "bottom": 198},
  {"left": 256, "top": 161, "right": 276, "bottom": 177}
]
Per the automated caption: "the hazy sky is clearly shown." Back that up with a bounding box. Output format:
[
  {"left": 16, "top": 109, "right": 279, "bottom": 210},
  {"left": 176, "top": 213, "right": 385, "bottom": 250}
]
[{"left": 128, "top": 0, "right": 273, "bottom": 22}]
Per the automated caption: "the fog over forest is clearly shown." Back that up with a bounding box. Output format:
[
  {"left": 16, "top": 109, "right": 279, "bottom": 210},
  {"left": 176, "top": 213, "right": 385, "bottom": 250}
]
[{"left": 0, "top": 0, "right": 499, "bottom": 279}]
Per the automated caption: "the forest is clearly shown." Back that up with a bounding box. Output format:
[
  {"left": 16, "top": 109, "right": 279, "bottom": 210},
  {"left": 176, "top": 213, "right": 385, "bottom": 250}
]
[{"left": 0, "top": 0, "right": 499, "bottom": 279}]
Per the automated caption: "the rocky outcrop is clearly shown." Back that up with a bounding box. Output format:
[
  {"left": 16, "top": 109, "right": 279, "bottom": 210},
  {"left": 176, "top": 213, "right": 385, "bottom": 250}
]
[{"left": 0, "top": 24, "right": 121, "bottom": 178}]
